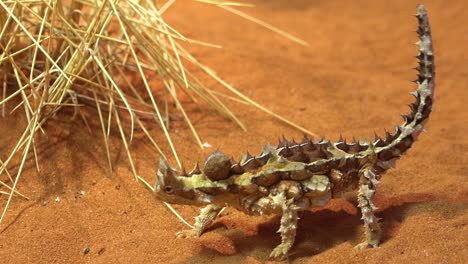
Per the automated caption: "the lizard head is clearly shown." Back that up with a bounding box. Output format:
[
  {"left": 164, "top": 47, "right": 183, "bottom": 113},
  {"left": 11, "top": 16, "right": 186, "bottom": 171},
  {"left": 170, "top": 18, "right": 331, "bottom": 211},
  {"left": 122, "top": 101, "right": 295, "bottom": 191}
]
[
  {"left": 154, "top": 156, "right": 230, "bottom": 205},
  {"left": 154, "top": 156, "right": 201, "bottom": 205}
]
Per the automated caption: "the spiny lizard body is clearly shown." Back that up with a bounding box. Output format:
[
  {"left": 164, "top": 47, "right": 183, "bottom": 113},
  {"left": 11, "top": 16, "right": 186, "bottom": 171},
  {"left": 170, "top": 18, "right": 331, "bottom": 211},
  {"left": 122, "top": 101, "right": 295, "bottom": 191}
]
[{"left": 154, "top": 4, "right": 435, "bottom": 260}]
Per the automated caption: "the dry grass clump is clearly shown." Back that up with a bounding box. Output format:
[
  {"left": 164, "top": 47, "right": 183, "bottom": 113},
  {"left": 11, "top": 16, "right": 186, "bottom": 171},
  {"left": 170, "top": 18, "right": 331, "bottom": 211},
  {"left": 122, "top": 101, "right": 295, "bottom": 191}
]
[{"left": 0, "top": 0, "right": 312, "bottom": 224}]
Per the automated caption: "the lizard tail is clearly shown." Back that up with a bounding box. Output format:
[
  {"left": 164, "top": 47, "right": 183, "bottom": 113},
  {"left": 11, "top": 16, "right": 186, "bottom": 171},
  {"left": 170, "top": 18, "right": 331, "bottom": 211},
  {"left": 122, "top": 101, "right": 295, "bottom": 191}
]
[{"left": 373, "top": 4, "right": 435, "bottom": 171}]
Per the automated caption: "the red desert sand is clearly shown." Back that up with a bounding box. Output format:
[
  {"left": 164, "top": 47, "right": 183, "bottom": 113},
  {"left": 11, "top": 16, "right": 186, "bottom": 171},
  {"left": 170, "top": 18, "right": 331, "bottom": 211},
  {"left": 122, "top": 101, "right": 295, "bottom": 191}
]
[{"left": 0, "top": 1, "right": 466, "bottom": 263}]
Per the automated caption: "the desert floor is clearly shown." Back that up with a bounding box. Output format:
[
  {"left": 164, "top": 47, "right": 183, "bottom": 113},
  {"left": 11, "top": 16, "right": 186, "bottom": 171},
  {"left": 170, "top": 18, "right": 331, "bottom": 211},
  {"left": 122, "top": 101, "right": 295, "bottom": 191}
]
[{"left": 0, "top": 0, "right": 467, "bottom": 263}]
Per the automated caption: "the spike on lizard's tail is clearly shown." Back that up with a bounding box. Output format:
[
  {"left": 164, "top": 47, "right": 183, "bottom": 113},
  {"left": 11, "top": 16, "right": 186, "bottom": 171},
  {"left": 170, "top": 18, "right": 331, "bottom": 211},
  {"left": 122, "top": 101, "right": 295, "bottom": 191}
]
[{"left": 374, "top": 4, "right": 435, "bottom": 171}]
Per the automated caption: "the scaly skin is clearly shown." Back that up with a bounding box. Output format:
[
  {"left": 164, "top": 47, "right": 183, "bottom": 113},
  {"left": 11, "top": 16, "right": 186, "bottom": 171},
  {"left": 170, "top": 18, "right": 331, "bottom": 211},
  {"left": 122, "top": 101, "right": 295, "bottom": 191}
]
[{"left": 154, "top": 4, "right": 435, "bottom": 260}]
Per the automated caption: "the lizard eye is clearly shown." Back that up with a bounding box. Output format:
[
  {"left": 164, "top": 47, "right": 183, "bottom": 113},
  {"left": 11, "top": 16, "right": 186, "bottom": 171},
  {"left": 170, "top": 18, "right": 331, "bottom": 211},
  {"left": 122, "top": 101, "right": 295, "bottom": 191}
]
[{"left": 164, "top": 186, "right": 174, "bottom": 194}]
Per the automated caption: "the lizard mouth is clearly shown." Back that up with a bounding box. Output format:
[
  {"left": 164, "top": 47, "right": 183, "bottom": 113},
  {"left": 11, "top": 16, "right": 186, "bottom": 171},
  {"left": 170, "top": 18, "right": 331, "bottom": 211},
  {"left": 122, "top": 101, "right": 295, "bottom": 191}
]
[{"left": 155, "top": 188, "right": 213, "bottom": 205}]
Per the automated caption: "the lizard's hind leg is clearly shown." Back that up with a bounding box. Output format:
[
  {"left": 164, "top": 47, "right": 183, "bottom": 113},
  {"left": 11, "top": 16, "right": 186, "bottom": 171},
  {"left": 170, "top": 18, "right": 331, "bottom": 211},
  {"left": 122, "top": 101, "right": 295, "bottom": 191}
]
[
  {"left": 176, "top": 204, "right": 222, "bottom": 238},
  {"left": 355, "top": 168, "right": 382, "bottom": 249}
]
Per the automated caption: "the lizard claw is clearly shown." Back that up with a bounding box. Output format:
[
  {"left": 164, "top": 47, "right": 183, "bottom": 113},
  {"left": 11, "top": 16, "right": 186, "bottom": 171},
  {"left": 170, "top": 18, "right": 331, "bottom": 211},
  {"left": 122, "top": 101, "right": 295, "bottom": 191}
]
[
  {"left": 354, "top": 242, "right": 371, "bottom": 250},
  {"left": 176, "top": 229, "right": 200, "bottom": 238}
]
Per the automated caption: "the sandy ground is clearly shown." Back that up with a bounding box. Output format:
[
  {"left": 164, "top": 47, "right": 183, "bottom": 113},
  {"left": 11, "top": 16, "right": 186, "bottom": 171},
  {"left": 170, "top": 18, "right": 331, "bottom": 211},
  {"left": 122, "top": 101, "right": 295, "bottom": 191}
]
[{"left": 0, "top": 0, "right": 467, "bottom": 263}]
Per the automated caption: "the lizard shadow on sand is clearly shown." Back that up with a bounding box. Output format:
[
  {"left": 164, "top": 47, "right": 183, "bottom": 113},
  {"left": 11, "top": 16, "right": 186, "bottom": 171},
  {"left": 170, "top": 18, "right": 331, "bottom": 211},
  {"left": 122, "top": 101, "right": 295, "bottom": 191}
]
[{"left": 187, "top": 192, "right": 466, "bottom": 262}]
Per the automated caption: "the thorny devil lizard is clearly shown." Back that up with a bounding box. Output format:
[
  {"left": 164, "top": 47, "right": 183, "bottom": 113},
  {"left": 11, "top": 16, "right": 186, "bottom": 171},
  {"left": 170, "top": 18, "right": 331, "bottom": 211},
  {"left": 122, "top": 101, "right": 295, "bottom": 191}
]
[{"left": 154, "top": 4, "right": 435, "bottom": 260}]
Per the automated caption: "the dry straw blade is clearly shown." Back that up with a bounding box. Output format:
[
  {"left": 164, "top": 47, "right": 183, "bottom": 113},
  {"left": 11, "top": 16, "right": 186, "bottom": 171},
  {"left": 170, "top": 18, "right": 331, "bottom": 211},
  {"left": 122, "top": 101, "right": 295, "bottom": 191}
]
[{"left": 0, "top": 0, "right": 314, "bottom": 225}]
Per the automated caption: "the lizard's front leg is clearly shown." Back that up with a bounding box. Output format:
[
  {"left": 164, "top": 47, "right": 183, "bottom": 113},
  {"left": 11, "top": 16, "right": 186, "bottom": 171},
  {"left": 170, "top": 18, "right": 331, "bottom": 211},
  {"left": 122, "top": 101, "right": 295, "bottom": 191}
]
[
  {"left": 269, "top": 196, "right": 299, "bottom": 260},
  {"left": 355, "top": 168, "right": 382, "bottom": 249},
  {"left": 176, "top": 204, "right": 222, "bottom": 238}
]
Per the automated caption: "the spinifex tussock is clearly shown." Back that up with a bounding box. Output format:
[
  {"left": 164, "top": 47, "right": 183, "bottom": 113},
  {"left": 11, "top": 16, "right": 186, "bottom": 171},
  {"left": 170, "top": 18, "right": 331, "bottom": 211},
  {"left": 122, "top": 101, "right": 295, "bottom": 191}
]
[{"left": 0, "top": 0, "right": 311, "bottom": 224}]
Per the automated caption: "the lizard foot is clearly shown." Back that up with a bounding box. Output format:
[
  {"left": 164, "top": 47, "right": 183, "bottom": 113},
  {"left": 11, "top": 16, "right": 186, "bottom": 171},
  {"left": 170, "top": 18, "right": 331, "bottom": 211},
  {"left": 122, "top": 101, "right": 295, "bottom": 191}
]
[
  {"left": 269, "top": 244, "right": 290, "bottom": 260},
  {"left": 354, "top": 241, "right": 378, "bottom": 250},
  {"left": 176, "top": 229, "right": 200, "bottom": 238}
]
